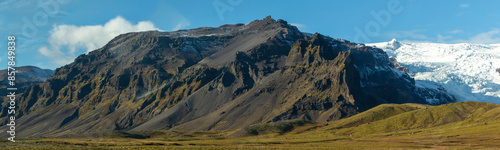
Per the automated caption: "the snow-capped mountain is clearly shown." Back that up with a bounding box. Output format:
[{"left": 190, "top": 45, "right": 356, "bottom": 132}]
[{"left": 368, "top": 39, "right": 500, "bottom": 103}]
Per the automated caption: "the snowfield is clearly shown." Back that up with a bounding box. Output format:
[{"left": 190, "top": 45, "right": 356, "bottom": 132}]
[{"left": 367, "top": 39, "right": 500, "bottom": 103}]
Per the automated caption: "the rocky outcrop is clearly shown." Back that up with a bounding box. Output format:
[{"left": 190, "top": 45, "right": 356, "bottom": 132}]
[
  {"left": 389, "top": 56, "right": 409, "bottom": 73},
  {"left": 0, "top": 16, "right": 456, "bottom": 138}
]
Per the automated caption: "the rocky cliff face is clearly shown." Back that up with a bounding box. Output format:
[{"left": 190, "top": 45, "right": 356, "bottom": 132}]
[
  {"left": 0, "top": 16, "right": 456, "bottom": 138},
  {"left": 0, "top": 66, "right": 54, "bottom": 119}
]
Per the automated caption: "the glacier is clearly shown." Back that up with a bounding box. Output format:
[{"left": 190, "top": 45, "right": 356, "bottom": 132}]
[{"left": 367, "top": 39, "right": 500, "bottom": 104}]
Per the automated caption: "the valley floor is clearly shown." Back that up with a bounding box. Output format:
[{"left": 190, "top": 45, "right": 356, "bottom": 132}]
[
  {"left": 1, "top": 123, "right": 499, "bottom": 150},
  {"left": 1, "top": 133, "right": 499, "bottom": 149},
  {"left": 2, "top": 101, "right": 500, "bottom": 149}
]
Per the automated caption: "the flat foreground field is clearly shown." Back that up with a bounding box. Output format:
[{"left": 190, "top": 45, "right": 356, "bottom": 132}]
[
  {"left": 2, "top": 102, "right": 500, "bottom": 149},
  {"left": 1, "top": 125, "right": 499, "bottom": 150}
]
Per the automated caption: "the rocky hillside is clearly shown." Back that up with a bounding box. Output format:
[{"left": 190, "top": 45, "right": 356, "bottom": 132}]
[
  {"left": 0, "top": 66, "right": 54, "bottom": 91},
  {"left": 0, "top": 66, "right": 54, "bottom": 119},
  {"left": 0, "top": 16, "right": 455, "bottom": 138}
]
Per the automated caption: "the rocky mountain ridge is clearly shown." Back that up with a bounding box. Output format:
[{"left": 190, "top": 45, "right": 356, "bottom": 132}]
[{"left": 0, "top": 16, "right": 455, "bottom": 138}]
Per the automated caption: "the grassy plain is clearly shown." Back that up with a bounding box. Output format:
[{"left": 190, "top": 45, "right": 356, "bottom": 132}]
[{"left": 1, "top": 101, "right": 499, "bottom": 149}]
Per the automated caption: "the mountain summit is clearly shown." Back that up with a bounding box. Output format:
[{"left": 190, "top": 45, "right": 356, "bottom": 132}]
[
  {"left": 0, "top": 17, "right": 455, "bottom": 138},
  {"left": 388, "top": 38, "right": 400, "bottom": 49}
]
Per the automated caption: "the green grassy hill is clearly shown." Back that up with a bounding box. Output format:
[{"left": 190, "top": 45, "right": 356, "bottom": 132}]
[
  {"left": 2, "top": 101, "right": 499, "bottom": 149},
  {"left": 321, "top": 101, "right": 500, "bottom": 137},
  {"left": 241, "top": 101, "right": 500, "bottom": 137}
]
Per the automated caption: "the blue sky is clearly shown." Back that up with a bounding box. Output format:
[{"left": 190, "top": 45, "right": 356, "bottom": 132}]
[{"left": 1, "top": 0, "right": 500, "bottom": 69}]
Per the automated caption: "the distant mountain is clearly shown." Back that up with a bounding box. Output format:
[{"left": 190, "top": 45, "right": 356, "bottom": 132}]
[
  {"left": 0, "top": 16, "right": 456, "bottom": 138},
  {"left": 0, "top": 66, "right": 54, "bottom": 121},
  {"left": 0, "top": 66, "right": 53, "bottom": 84},
  {"left": 368, "top": 40, "right": 500, "bottom": 104},
  {"left": 0, "top": 66, "right": 54, "bottom": 95}
]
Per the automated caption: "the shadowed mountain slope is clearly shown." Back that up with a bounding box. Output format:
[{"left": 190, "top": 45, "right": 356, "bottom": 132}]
[{"left": 0, "top": 16, "right": 455, "bottom": 138}]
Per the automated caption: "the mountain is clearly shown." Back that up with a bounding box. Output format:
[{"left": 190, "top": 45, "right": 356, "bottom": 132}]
[
  {"left": 0, "top": 65, "right": 54, "bottom": 91},
  {"left": 368, "top": 40, "right": 500, "bottom": 104},
  {"left": 0, "top": 66, "right": 54, "bottom": 88},
  {"left": 0, "top": 16, "right": 456, "bottom": 138}
]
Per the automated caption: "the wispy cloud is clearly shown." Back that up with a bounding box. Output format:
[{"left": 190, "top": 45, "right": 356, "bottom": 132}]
[
  {"left": 38, "top": 46, "right": 74, "bottom": 65},
  {"left": 38, "top": 16, "right": 159, "bottom": 66},
  {"left": 146, "top": 2, "right": 190, "bottom": 32},
  {"left": 0, "top": 0, "right": 30, "bottom": 10},
  {"left": 172, "top": 21, "right": 190, "bottom": 31},
  {"left": 437, "top": 34, "right": 452, "bottom": 43},
  {"left": 469, "top": 28, "right": 500, "bottom": 44},
  {"left": 0, "top": 0, "right": 66, "bottom": 11},
  {"left": 455, "top": 12, "right": 469, "bottom": 17},
  {"left": 383, "top": 30, "right": 429, "bottom": 40},
  {"left": 290, "top": 23, "right": 307, "bottom": 31},
  {"left": 453, "top": 28, "right": 500, "bottom": 44},
  {"left": 413, "top": 23, "right": 435, "bottom": 28},
  {"left": 450, "top": 30, "right": 463, "bottom": 34},
  {"left": 459, "top": 4, "right": 469, "bottom": 8}
]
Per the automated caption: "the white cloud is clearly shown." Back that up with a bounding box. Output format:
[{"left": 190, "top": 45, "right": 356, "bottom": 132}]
[
  {"left": 49, "top": 16, "right": 158, "bottom": 53},
  {"left": 290, "top": 23, "right": 306, "bottom": 31},
  {"left": 172, "top": 21, "right": 190, "bottom": 31},
  {"left": 38, "top": 16, "right": 159, "bottom": 66},
  {"left": 459, "top": 4, "right": 469, "bottom": 8},
  {"left": 38, "top": 46, "right": 74, "bottom": 65},
  {"left": 469, "top": 28, "right": 500, "bottom": 44},
  {"left": 452, "top": 28, "right": 500, "bottom": 44},
  {"left": 450, "top": 30, "right": 463, "bottom": 34}
]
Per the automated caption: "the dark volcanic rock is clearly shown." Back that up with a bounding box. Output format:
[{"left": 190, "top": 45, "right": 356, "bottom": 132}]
[
  {"left": 0, "top": 16, "right": 456, "bottom": 138},
  {"left": 389, "top": 56, "right": 409, "bottom": 73},
  {"left": 0, "top": 66, "right": 54, "bottom": 118}
]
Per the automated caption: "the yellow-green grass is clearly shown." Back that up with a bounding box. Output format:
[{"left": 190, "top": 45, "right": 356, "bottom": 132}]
[{"left": 1, "top": 101, "right": 499, "bottom": 149}]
